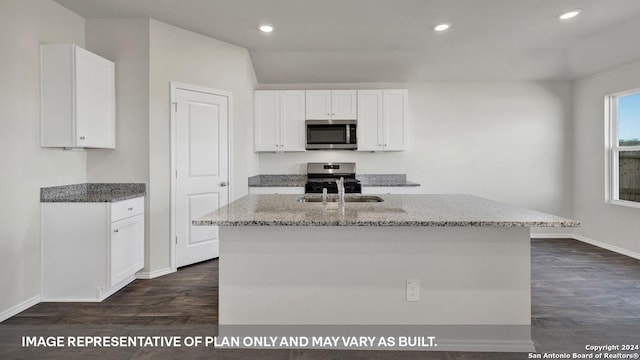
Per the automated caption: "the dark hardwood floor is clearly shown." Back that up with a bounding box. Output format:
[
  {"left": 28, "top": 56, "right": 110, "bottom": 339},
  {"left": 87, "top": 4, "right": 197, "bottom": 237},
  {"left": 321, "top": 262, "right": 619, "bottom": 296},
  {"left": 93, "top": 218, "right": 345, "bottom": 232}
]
[{"left": 2, "top": 239, "right": 640, "bottom": 359}]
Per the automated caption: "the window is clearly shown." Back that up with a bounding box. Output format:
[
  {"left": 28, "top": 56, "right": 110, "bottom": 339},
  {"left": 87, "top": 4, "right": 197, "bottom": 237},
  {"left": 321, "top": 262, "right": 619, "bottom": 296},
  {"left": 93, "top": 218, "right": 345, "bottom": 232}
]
[{"left": 608, "top": 89, "right": 640, "bottom": 206}]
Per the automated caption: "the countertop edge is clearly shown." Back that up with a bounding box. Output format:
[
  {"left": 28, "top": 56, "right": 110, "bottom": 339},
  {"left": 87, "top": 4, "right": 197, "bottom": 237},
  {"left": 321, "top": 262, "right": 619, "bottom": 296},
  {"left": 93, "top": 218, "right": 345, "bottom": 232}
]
[
  {"left": 248, "top": 174, "right": 421, "bottom": 187},
  {"left": 40, "top": 183, "right": 146, "bottom": 203},
  {"left": 192, "top": 220, "right": 580, "bottom": 227},
  {"left": 41, "top": 193, "right": 146, "bottom": 203}
]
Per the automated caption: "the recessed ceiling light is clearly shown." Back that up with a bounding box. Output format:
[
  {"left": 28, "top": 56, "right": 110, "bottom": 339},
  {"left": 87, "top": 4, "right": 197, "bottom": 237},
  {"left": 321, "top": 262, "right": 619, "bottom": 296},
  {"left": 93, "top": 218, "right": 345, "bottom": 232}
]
[
  {"left": 259, "top": 24, "right": 274, "bottom": 33},
  {"left": 433, "top": 23, "right": 451, "bottom": 32},
  {"left": 558, "top": 9, "right": 581, "bottom": 20}
]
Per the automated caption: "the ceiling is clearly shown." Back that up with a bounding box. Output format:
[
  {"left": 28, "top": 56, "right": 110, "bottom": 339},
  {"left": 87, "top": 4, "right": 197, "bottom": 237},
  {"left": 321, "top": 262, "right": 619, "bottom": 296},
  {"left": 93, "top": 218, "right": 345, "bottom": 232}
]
[{"left": 55, "top": 0, "right": 640, "bottom": 83}]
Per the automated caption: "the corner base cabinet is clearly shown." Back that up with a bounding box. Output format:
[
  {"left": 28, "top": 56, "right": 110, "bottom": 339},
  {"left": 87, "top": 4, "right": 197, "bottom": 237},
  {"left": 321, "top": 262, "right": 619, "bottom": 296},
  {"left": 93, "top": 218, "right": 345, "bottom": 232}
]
[
  {"left": 41, "top": 197, "right": 144, "bottom": 301},
  {"left": 41, "top": 44, "right": 115, "bottom": 149}
]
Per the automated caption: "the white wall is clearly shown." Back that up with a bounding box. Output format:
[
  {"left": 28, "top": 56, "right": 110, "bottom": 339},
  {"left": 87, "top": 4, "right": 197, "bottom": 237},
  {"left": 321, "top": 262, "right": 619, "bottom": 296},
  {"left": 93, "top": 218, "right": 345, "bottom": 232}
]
[
  {"left": 0, "top": 0, "right": 86, "bottom": 319},
  {"left": 85, "top": 19, "right": 150, "bottom": 184},
  {"left": 573, "top": 59, "right": 640, "bottom": 255},
  {"left": 85, "top": 18, "right": 152, "bottom": 272},
  {"left": 258, "top": 82, "right": 573, "bottom": 218},
  {"left": 148, "top": 20, "right": 258, "bottom": 273}
]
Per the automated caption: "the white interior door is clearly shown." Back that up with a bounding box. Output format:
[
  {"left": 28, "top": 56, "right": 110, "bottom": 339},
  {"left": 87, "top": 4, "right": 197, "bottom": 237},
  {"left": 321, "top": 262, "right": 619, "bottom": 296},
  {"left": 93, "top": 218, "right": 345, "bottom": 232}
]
[{"left": 175, "top": 87, "right": 229, "bottom": 267}]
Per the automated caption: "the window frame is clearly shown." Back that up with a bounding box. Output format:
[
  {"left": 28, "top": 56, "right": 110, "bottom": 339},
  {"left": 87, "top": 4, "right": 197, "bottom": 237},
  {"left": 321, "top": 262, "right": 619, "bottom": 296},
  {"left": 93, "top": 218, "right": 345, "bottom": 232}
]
[{"left": 606, "top": 87, "right": 640, "bottom": 209}]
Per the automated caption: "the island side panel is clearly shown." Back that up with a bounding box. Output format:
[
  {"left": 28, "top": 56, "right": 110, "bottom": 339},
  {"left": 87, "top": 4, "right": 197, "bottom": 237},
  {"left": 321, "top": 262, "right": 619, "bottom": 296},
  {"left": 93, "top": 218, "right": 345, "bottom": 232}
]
[{"left": 219, "top": 226, "right": 531, "bottom": 325}]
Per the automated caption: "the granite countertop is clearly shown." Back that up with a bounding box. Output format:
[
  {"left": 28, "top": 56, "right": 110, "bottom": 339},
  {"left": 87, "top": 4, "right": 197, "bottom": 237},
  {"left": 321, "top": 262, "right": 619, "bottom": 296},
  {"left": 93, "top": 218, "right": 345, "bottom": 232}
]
[
  {"left": 356, "top": 174, "right": 420, "bottom": 187},
  {"left": 193, "top": 194, "right": 579, "bottom": 227},
  {"left": 41, "top": 183, "right": 146, "bottom": 203},
  {"left": 248, "top": 174, "right": 420, "bottom": 187},
  {"left": 248, "top": 175, "right": 307, "bottom": 187}
]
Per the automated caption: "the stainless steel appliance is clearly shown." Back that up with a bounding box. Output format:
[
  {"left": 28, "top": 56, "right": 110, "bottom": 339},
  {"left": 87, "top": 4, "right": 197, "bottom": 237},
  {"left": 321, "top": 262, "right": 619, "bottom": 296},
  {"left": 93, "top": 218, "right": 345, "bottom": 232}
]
[
  {"left": 305, "top": 120, "right": 357, "bottom": 150},
  {"left": 305, "top": 162, "right": 361, "bottom": 193}
]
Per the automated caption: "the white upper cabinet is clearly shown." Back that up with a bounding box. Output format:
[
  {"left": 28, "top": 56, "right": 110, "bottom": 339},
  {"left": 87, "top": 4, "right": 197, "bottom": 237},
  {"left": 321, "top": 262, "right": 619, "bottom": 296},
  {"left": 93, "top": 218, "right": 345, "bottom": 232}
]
[
  {"left": 41, "top": 44, "right": 115, "bottom": 149},
  {"left": 254, "top": 91, "right": 280, "bottom": 152},
  {"left": 280, "top": 91, "right": 306, "bottom": 151},
  {"left": 306, "top": 90, "right": 357, "bottom": 120},
  {"left": 357, "top": 89, "right": 408, "bottom": 152},
  {"left": 254, "top": 90, "right": 306, "bottom": 152},
  {"left": 305, "top": 90, "right": 332, "bottom": 120},
  {"left": 357, "top": 90, "right": 384, "bottom": 151},
  {"left": 383, "top": 90, "right": 409, "bottom": 151},
  {"left": 331, "top": 90, "right": 358, "bottom": 119}
]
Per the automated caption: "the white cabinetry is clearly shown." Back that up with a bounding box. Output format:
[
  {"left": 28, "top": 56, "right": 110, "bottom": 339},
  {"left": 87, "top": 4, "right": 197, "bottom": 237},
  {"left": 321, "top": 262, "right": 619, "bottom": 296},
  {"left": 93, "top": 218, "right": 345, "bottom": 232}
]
[
  {"left": 254, "top": 90, "right": 306, "bottom": 152},
  {"left": 306, "top": 90, "right": 357, "bottom": 120},
  {"left": 41, "top": 44, "right": 115, "bottom": 149},
  {"left": 42, "top": 197, "right": 144, "bottom": 301},
  {"left": 357, "top": 89, "right": 408, "bottom": 151}
]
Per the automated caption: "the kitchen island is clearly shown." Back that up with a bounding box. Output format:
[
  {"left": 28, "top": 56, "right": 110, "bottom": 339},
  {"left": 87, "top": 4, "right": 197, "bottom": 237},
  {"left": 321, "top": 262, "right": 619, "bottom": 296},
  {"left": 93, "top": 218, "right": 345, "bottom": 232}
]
[{"left": 194, "top": 194, "right": 578, "bottom": 352}]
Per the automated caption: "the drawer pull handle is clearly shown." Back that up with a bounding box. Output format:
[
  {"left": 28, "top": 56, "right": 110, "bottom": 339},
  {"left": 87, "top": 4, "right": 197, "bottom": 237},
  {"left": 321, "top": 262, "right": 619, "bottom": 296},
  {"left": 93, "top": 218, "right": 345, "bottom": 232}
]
[
  {"left": 128, "top": 207, "right": 133, "bottom": 211},
  {"left": 114, "top": 229, "right": 119, "bottom": 233}
]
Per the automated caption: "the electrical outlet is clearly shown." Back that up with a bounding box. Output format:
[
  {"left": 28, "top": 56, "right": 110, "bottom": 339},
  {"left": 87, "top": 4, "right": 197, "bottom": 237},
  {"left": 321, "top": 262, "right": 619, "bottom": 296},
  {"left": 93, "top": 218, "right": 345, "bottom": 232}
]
[{"left": 406, "top": 279, "right": 420, "bottom": 302}]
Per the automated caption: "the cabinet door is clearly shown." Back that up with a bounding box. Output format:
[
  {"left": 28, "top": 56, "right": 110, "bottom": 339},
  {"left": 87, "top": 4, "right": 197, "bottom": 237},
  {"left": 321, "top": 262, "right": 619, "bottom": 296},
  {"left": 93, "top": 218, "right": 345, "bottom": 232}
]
[
  {"left": 254, "top": 91, "right": 280, "bottom": 152},
  {"left": 74, "top": 46, "right": 115, "bottom": 148},
  {"left": 110, "top": 214, "right": 144, "bottom": 287},
  {"left": 383, "top": 90, "right": 408, "bottom": 151},
  {"left": 357, "top": 90, "right": 383, "bottom": 151},
  {"left": 280, "top": 91, "right": 306, "bottom": 151},
  {"left": 332, "top": 90, "right": 357, "bottom": 119},
  {"left": 305, "top": 90, "right": 332, "bottom": 120}
]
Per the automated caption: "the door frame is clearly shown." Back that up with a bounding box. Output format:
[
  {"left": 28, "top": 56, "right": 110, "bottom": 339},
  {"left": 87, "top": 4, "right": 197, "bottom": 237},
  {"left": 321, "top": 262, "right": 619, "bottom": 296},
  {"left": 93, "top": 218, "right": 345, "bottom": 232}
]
[{"left": 169, "top": 82, "right": 233, "bottom": 272}]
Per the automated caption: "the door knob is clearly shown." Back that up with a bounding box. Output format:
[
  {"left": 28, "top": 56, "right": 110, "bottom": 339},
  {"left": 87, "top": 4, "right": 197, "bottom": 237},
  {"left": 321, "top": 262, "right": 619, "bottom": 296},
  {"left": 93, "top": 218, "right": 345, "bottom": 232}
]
[{"left": 220, "top": 182, "right": 228, "bottom": 187}]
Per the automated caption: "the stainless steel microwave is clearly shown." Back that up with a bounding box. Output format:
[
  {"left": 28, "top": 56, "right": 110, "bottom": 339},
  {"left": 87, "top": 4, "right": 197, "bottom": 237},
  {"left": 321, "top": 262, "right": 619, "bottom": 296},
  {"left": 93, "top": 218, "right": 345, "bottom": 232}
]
[{"left": 305, "top": 120, "right": 357, "bottom": 150}]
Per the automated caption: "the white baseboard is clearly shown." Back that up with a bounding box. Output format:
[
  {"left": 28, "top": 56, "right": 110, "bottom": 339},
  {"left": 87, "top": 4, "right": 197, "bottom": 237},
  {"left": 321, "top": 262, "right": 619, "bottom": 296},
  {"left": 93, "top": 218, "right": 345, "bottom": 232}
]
[
  {"left": 40, "top": 297, "right": 101, "bottom": 302},
  {"left": 0, "top": 295, "right": 40, "bottom": 323},
  {"left": 532, "top": 233, "right": 640, "bottom": 261},
  {"left": 136, "top": 267, "right": 175, "bottom": 279}
]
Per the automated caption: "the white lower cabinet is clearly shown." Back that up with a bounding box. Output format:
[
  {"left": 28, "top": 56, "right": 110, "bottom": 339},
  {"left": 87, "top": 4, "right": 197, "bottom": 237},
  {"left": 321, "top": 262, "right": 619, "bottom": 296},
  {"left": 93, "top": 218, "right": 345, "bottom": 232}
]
[
  {"left": 42, "top": 197, "right": 144, "bottom": 301},
  {"left": 109, "top": 214, "right": 144, "bottom": 287}
]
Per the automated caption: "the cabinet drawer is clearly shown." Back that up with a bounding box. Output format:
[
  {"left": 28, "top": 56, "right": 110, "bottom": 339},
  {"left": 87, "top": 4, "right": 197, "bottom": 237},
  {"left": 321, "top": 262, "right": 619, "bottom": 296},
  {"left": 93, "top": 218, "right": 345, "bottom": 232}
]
[{"left": 111, "top": 197, "right": 144, "bottom": 222}]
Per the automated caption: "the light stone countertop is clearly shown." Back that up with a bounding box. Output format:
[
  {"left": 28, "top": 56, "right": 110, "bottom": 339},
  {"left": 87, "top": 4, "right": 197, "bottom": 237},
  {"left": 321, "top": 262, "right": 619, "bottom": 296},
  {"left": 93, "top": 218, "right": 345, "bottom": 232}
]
[
  {"left": 193, "top": 194, "right": 579, "bottom": 227},
  {"left": 41, "top": 183, "right": 146, "bottom": 203},
  {"left": 248, "top": 175, "right": 306, "bottom": 187},
  {"left": 247, "top": 174, "right": 420, "bottom": 187}
]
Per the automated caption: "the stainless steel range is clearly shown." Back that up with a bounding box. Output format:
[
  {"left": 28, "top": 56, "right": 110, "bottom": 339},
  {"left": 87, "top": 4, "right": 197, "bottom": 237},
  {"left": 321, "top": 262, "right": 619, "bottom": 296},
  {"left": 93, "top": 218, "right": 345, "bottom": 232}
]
[{"left": 305, "top": 162, "right": 361, "bottom": 194}]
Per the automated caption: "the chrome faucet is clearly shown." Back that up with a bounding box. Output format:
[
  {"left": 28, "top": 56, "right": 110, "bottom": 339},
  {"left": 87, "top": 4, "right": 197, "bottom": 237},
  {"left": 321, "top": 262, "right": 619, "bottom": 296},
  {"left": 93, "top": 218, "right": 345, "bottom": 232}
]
[{"left": 336, "top": 177, "right": 345, "bottom": 205}]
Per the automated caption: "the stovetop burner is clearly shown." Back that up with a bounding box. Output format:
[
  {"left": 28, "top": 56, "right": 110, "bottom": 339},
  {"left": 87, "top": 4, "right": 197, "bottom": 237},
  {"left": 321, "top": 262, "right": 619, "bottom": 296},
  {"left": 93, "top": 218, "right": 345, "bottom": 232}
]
[{"left": 305, "top": 162, "right": 361, "bottom": 194}]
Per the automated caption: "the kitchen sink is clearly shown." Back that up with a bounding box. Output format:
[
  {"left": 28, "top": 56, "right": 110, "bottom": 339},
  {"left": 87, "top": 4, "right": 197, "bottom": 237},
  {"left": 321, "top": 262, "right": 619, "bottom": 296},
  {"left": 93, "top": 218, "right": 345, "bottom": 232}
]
[{"left": 297, "top": 195, "right": 384, "bottom": 203}]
